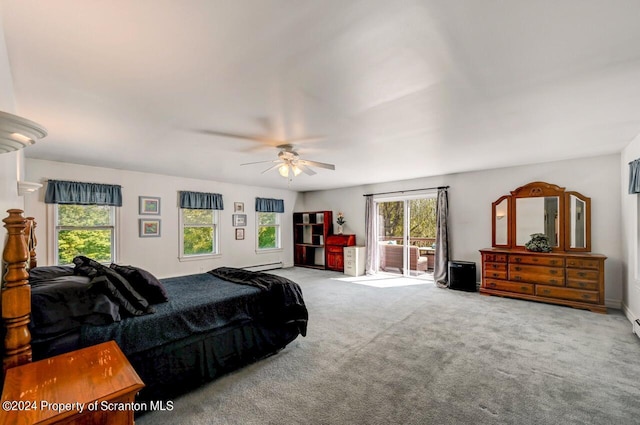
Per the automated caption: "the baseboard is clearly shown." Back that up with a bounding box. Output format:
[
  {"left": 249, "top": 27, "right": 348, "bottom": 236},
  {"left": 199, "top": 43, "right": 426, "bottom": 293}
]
[{"left": 605, "top": 298, "right": 622, "bottom": 310}]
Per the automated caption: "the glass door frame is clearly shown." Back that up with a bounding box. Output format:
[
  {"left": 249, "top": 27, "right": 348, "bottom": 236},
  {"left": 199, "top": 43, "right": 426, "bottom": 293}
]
[{"left": 374, "top": 192, "right": 436, "bottom": 277}]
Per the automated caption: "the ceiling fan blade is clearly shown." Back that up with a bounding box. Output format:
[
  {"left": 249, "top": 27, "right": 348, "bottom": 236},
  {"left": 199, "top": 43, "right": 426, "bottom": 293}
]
[
  {"left": 240, "top": 159, "right": 279, "bottom": 166},
  {"left": 298, "top": 159, "right": 335, "bottom": 170},
  {"left": 261, "top": 163, "right": 282, "bottom": 174},
  {"left": 296, "top": 164, "right": 316, "bottom": 176},
  {"left": 195, "top": 129, "right": 280, "bottom": 144}
]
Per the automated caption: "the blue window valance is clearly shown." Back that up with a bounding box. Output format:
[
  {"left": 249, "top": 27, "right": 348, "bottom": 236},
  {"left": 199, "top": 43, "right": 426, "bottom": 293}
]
[
  {"left": 629, "top": 159, "right": 640, "bottom": 194},
  {"left": 179, "top": 191, "right": 224, "bottom": 210},
  {"left": 255, "top": 197, "right": 284, "bottom": 213},
  {"left": 44, "top": 179, "right": 122, "bottom": 206}
]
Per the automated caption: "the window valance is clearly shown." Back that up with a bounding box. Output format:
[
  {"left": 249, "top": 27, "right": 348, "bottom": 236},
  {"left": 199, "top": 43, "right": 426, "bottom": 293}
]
[
  {"left": 629, "top": 159, "right": 640, "bottom": 194},
  {"left": 255, "top": 197, "right": 284, "bottom": 213},
  {"left": 44, "top": 179, "right": 122, "bottom": 206},
  {"left": 179, "top": 191, "right": 224, "bottom": 210}
]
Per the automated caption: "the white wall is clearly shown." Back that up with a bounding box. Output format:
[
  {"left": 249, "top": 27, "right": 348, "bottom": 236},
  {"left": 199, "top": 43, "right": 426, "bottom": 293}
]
[
  {"left": 621, "top": 136, "right": 640, "bottom": 323},
  {"left": 0, "top": 5, "right": 23, "bottom": 254},
  {"left": 24, "top": 159, "right": 301, "bottom": 278},
  {"left": 301, "top": 154, "right": 623, "bottom": 309}
]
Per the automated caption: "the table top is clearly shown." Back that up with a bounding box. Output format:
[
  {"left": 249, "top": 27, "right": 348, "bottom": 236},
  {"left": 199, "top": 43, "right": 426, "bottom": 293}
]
[{"left": 1, "top": 341, "right": 144, "bottom": 424}]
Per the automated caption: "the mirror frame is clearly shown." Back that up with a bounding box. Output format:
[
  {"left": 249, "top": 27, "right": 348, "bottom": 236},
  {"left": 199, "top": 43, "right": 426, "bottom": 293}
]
[
  {"left": 491, "top": 181, "right": 591, "bottom": 252},
  {"left": 564, "top": 191, "right": 591, "bottom": 252},
  {"left": 492, "top": 195, "right": 511, "bottom": 248}
]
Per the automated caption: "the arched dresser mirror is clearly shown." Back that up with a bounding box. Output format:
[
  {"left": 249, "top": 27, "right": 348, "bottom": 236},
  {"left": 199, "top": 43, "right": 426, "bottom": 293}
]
[{"left": 481, "top": 181, "right": 605, "bottom": 313}]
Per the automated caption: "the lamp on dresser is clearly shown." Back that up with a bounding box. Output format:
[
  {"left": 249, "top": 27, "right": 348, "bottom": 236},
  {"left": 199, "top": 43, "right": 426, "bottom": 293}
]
[{"left": 480, "top": 181, "right": 606, "bottom": 313}]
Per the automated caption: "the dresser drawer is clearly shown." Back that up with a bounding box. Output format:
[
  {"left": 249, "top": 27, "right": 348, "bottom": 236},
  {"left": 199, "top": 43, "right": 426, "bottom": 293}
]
[
  {"left": 344, "top": 249, "right": 355, "bottom": 259},
  {"left": 483, "top": 278, "right": 534, "bottom": 295},
  {"left": 566, "top": 268, "right": 599, "bottom": 282},
  {"left": 485, "top": 262, "right": 506, "bottom": 271},
  {"left": 509, "top": 255, "right": 564, "bottom": 267},
  {"left": 508, "top": 264, "right": 565, "bottom": 286},
  {"left": 484, "top": 269, "right": 507, "bottom": 279},
  {"left": 484, "top": 253, "right": 507, "bottom": 262},
  {"left": 566, "top": 258, "right": 600, "bottom": 269},
  {"left": 326, "top": 246, "right": 344, "bottom": 254},
  {"left": 536, "top": 285, "right": 599, "bottom": 303},
  {"left": 566, "top": 279, "right": 599, "bottom": 291}
]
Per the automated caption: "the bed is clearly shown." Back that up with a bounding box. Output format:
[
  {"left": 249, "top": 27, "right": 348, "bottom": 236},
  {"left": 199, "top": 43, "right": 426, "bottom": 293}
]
[{"left": 1, "top": 209, "right": 307, "bottom": 401}]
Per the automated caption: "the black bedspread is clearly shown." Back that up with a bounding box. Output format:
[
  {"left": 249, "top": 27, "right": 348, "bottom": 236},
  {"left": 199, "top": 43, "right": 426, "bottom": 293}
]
[
  {"left": 80, "top": 271, "right": 291, "bottom": 354},
  {"left": 208, "top": 267, "right": 308, "bottom": 336}
]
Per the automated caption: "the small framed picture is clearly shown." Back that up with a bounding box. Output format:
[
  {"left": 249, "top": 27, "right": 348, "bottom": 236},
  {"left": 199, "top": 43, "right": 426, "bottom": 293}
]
[
  {"left": 234, "top": 202, "right": 244, "bottom": 212},
  {"left": 139, "top": 196, "right": 161, "bottom": 215},
  {"left": 232, "top": 214, "right": 247, "bottom": 227},
  {"left": 235, "top": 228, "right": 245, "bottom": 240},
  {"left": 139, "top": 219, "right": 161, "bottom": 237}
]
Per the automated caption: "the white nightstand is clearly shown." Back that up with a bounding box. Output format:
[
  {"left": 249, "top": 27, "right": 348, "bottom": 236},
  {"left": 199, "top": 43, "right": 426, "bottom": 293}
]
[{"left": 344, "top": 246, "right": 365, "bottom": 276}]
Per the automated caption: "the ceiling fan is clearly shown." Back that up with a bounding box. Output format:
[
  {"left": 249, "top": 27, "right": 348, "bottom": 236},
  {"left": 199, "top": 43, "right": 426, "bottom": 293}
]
[{"left": 241, "top": 144, "right": 335, "bottom": 179}]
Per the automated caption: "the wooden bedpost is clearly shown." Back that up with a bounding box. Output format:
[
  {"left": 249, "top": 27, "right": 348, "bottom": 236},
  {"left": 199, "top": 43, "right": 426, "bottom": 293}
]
[
  {"left": 2, "top": 209, "right": 32, "bottom": 371},
  {"left": 25, "top": 217, "right": 37, "bottom": 269}
]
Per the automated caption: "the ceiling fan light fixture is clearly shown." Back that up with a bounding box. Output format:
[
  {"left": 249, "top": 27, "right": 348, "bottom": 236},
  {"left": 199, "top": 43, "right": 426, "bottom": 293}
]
[
  {"left": 278, "top": 163, "right": 290, "bottom": 177},
  {"left": 292, "top": 165, "right": 302, "bottom": 176}
]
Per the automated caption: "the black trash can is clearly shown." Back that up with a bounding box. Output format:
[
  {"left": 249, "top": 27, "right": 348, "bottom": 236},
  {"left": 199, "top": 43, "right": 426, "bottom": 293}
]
[{"left": 448, "top": 260, "right": 477, "bottom": 291}]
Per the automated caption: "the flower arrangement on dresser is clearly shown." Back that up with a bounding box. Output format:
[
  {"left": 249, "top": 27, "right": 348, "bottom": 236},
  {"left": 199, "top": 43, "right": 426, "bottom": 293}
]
[{"left": 480, "top": 181, "right": 606, "bottom": 314}]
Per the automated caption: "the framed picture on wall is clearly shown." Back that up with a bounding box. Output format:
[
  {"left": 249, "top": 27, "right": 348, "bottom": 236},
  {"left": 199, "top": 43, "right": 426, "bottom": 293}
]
[
  {"left": 139, "top": 219, "right": 161, "bottom": 237},
  {"left": 232, "top": 214, "right": 247, "bottom": 227},
  {"left": 235, "top": 228, "right": 245, "bottom": 240},
  {"left": 234, "top": 202, "right": 244, "bottom": 212},
  {"left": 139, "top": 196, "right": 161, "bottom": 215}
]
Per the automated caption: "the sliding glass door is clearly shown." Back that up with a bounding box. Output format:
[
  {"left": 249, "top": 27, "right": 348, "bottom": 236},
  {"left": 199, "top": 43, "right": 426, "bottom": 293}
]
[{"left": 376, "top": 196, "right": 436, "bottom": 277}]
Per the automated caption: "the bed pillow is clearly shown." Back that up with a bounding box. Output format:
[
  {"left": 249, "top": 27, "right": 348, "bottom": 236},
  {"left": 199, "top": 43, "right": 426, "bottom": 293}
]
[
  {"left": 29, "top": 265, "right": 75, "bottom": 285},
  {"left": 30, "top": 275, "right": 121, "bottom": 337},
  {"left": 109, "top": 263, "right": 169, "bottom": 303},
  {"left": 73, "top": 256, "right": 155, "bottom": 316}
]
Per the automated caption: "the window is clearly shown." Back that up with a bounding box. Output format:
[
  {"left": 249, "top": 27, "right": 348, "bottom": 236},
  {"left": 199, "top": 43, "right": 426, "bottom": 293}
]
[
  {"left": 257, "top": 212, "right": 281, "bottom": 250},
  {"left": 55, "top": 204, "right": 116, "bottom": 265},
  {"left": 180, "top": 208, "right": 219, "bottom": 257}
]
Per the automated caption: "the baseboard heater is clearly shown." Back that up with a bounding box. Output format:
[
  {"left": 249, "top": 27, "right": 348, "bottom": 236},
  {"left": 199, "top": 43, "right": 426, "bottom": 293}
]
[
  {"left": 634, "top": 319, "right": 640, "bottom": 339},
  {"left": 242, "top": 262, "right": 284, "bottom": 272}
]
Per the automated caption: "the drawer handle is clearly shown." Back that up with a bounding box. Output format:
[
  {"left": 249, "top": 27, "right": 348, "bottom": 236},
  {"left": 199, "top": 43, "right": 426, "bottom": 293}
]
[
  {"left": 581, "top": 294, "right": 592, "bottom": 300},
  {"left": 550, "top": 260, "right": 557, "bottom": 265},
  {"left": 542, "top": 289, "right": 551, "bottom": 295},
  {"left": 532, "top": 258, "right": 539, "bottom": 262},
  {"left": 488, "top": 282, "right": 496, "bottom": 288},
  {"left": 513, "top": 276, "right": 521, "bottom": 281},
  {"left": 521, "top": 286, "right": 529, "bottom": 292},
  {"left": 549, "top": 269, "right": 558, "bottom": 275},
  {"left": 578, "top": 282, "right": 586, "bottom": 288},
  {"left": 514, "top": 258, "right": 522, "bottom": 263},
  {"left": 514, "top": 266, "right": 521, "bottom": 271},
  {"left": 492, "top": 273, "right": 499, "bottom": 278},
  {"left": 578, "top": 272, "right": 586, "bottom": 277},
  {"left": 549, "top": 279, "right": 557, "bottom": 284},
  {"left": 492, "top": 264, "right": 499, "bottom": 269}
]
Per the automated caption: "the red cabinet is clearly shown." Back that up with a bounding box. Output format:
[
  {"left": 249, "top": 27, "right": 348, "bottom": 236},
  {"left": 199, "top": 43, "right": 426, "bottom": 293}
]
[{"left": 326, "top": 234, "right": 356, "bottom": 272}]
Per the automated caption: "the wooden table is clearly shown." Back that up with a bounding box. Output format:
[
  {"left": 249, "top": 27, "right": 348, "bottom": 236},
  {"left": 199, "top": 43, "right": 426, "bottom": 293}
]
[{"left": 0, "top": 341, "right": 144, "bottom": 425}]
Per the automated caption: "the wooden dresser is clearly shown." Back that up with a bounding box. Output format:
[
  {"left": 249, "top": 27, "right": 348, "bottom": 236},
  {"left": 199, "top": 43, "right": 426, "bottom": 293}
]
[
  {"left": 480, "top": 248, "right": 606, "bottom": 313},
  {"left": 0, "top": 340, "right": 144, "bottom": 425}
]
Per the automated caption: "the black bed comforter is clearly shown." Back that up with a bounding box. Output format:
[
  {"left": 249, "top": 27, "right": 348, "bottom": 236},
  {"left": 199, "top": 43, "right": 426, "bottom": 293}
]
[{"left": 208, "top": 267, "right": 308, "bottom": 336}]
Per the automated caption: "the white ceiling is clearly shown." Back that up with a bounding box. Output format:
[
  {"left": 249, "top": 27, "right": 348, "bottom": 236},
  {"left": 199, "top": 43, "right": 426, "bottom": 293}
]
[{"left": 3, "top": 0, "right": 640, "bottom": 191}]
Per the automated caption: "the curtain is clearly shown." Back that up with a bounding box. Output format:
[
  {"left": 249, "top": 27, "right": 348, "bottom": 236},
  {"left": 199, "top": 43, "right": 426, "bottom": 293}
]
[
  {"left": 364, "top": 195, "right": 377, "bottom": 275},
  {"left": 255, "top": 197, "right": 284, "bottom": 213},
  {"left": 44, "top": 179, "right": 122, "bottom": 206},
  {"left": 433, "top": 187, "right": 449, "bottom": 288},
  {"left": 179, "top": 191, "right": 224, "bottom": 209},
  {"left": 629, "top": 159, "right": 640, "bottom": 194}
]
